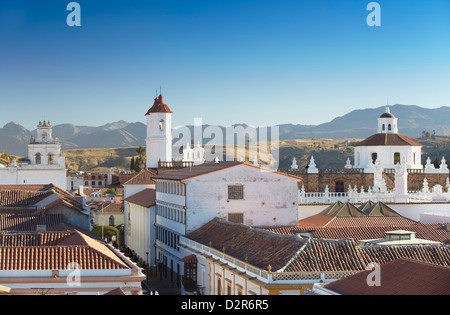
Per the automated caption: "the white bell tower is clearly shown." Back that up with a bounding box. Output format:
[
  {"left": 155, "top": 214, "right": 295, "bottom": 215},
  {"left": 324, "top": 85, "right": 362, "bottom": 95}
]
[
  {"left": 377, "top": 107, "right": 398, "bottom": 134},
  {"left": 145, "top": 94, "right": 173, "bottom": 168}
]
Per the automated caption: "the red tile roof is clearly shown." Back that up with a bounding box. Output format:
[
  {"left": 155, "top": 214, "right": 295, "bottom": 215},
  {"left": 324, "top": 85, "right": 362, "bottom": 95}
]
[
  {"left": 324, "top": 258, "right": 450, "bottom": 295},
  {"left": 0, "top": 214, "right": 64, "bottom": 232},
  {"left": 125, "top": 189, "right": 156, "bottom": 208},
  {"left": 0, "top": 184, "right": 87, "bottom": 215},
  {"left": 123, "top": 169, "right": 156, "bottom": 185},
  {"left": 96, "top": 203, "right": 123, "bottom": 213},
  {"left": 153, "top": 161, "right": 302, "bottom": 181},
  {"left": 187, "top": 218, "right": 306, "bottom": 271},
  {"left": 265, "top": 216, "right": 450, "bottom": 243},
  {"left": 145, "top": 94, "right": 173, "bottom": 115},
  {"left": 354, "top": 133, "right": 422, "bottom": 147},
  {"left": 0, "top": 190, "right": 51, "bottom": 207},
  {"left": 188, "top": 219, "right": 450, "bottom": 274},
  {"left": 0, "top": 230, "right": 129, "bottom": 270}
]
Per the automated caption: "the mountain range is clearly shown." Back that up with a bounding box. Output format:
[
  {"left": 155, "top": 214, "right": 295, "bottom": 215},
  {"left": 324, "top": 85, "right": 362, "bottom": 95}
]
[{"left": 1, "top": 104, "right": 449, "bottom": 156}]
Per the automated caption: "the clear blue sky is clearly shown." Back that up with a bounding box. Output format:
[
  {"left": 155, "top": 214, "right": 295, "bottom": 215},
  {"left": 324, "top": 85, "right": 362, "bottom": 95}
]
[{"left": 1, "top": 0, "right": 450, "bottom": 130}]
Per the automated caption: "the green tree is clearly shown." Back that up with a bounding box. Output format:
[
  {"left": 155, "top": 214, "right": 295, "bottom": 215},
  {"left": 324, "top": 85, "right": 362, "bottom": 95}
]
[
  {"left": 130, "top": 157, "right": 135, "bottom": 172},
  {"left": 92, "top": 226, "right": 119, "bottom": 242}
]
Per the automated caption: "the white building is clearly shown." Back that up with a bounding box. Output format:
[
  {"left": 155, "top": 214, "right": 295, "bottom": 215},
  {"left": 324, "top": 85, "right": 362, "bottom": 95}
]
[
  {"left": 151, "top": 161, "right": 301, "bottom": 287},
  {"left": 123, "top": 169, "right": 157, "bottom": 267},
  {"left": 353, "top": 107, "right": 423, "bottom": 171},
  {"left": 145, "top": 94, "right": 173, "bottom": 169},
  {"left": 0, "top": 121, "right": 67, "bottom": 190}
]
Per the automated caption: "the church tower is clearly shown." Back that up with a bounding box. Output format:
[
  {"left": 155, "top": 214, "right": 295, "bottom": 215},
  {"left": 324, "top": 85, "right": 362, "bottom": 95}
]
[
  {"left": 28, "top": 121, "right": 65, "bottom": 166},
  {"left": 377, "top": 107, "right": 399, "bottom": 134},
  {"left": 145, "top": 94, "right": 173, "bottom": 169}
]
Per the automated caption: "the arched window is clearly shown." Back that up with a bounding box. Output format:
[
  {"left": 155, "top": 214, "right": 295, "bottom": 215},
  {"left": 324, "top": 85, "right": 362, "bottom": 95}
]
[
  {"left": 382, "top": 124, "right": 385, "bottom": 131},
  {"left": 48, "top": 153, "right": 54, "bottom": 165},
  {"left": 388, "top": 124, "right": 392, "bottom": 131},
  {"left": 371, "top": 152, "right": 378, "bottom": 163},
  {"left": 109, "top": 215, "right": 115, "bottom": 227},
  {"left": 35, "top": 153, "right": 41, "bottom": 165},
  {"left": 394, "top": 152, "right": 401, "bottom": 164},
  {"left": 159, "top": 119, "right": 165, "bottom": 131}
]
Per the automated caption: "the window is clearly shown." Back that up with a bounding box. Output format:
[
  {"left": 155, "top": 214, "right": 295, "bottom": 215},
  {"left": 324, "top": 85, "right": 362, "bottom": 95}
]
[
  {"left": 109, "top": 215, "right": 115, "bottom": 226},
  {"left": 228, "top": 185, "right": 244, "bottom": 200},
  {"left": 48, "top": 153, "right": 54, "bottom": 165},
  {"left": 371, "top": 153, "right": 378, "bottom": 163},
  {"left": 388, "top": 124, "right": 392, "bottom": 131},
  {"left": 217, "top": 277, "right": 222, "bottom": 295},
  {"left": 335, "top": 181, "right": 345, "bottom": 193},
  {"left": 228, "top": 213, "right": 244, "bottom": 224},
  {"left": 226, "top": 281, "right": 232, "bottom": 295},
  {"left": 35, "top": 153, "right": 41, "bottom": 165},
  {"left": 394, "top": 152, "right": 401, "bottom": 164},
  {"left": 159, "top": 119, "right": 165, "bottom": 131},
  {"left": 382, "top": 124, "right": 385, "bottom": 131}
]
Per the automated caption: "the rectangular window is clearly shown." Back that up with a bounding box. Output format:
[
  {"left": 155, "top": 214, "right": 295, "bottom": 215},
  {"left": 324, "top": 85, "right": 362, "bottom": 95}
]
[
  {"left": 228, "top": 185, "right": 244, "bottom": 200},
  {"left": 228, "top": 213, "right": 244, "bottom": 224}
]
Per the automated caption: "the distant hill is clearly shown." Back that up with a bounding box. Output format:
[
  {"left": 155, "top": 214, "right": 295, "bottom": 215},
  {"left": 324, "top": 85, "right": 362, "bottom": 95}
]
[
  {"left": 277, "top": 104, "right": 450, "bottom": 140},
  {"left": 0, "top": 120, "right": 146, "bottom": 156},
  {"left": 63, "top": 135, "right": 450, "bottom": 172},
  {"left": 1, "top": 104, "right": 449, "bottom": 156}
]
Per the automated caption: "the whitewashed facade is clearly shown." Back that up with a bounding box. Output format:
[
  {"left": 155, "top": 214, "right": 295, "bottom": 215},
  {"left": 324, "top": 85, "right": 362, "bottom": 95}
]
[
  {"left": 152, "top": 162, "right": 301, "bottom": 288},
  {"left": 0, "top": 121, "right": 67, "bottom": 190}
]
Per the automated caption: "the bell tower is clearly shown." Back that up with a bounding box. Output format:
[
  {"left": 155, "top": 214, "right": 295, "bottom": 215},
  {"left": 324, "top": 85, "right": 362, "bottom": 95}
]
[
  {"left": 377, "top": 107, "right": 399, "bottom": 134},
  {"left": 145, "top": 94, "right": 173, "bottom": 169}
]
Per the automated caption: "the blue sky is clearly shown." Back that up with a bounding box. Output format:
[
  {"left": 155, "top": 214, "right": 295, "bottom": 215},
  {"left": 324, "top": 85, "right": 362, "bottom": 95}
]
[{"left": 1, "top": 0, "right": 450, "bottom": 130}]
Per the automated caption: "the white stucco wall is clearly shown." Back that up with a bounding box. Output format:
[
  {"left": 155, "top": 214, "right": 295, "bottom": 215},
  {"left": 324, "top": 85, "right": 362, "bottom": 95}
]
[
  {"left": 354, "top": 145, "right": 422, "bottom": 170},
  {"left": 179, "top": 164, "right": 300, "bottom": 233},
  {"left": 0, "top": 166, "right": 67, "bottom": 190}
]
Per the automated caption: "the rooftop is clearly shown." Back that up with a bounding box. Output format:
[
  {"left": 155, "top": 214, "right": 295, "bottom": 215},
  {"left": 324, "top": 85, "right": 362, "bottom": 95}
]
[
  {"left": 153, "top": 161, "right": 302, "bottom": 181},
  {"left": 125, "top": 188, "right": 156, "bottom": 208},
  {"left": 145, "top": 94, "right": 173, "bottom": 115},
  {"left": 354, "top": 133, "right": 422, "bottom": 147},
  {"left": 0, "top": 230, "right": 129, "bottom": 270},
  {"left": 123, "top": 168, "right": 156, "bottom": 185},
  {"left": 323, "top": 258, "right": 450, "bottom": 295},
  {"left": 187, "top": 218, "right": 450, "bottom": 274}
]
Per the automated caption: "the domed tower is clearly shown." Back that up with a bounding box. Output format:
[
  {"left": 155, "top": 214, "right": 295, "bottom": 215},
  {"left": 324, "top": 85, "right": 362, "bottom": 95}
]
[
  {"left": 145, "top": 94, "right": 173, "bottom": 169},
  {"left": 353, "top": 107, "right": 422, "bottom": 170},
  {"left": 377, "top": 107, "right": 398, "bottom": 134}
]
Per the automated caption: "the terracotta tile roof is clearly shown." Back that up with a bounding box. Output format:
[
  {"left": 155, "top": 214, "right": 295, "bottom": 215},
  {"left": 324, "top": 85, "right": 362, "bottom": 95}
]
[
  {"left": 0, "top": 231, "right": 72, "bottom": 246},
  {"left": 105, "top": 288, "right": 127, "bottom": 295},
  {"left": 283, "top": 238, "right": 367, "bottom": 273},
  {"left": 124, "top": 169, "right": 156, "bottom": 185},
  {"left": 0, "top": 190, "right": 51, "bottom": 207},
  {"left": 180, "top": 254, "right": 198, "bottom": 264},
  {"left": 187, "top": 218, "right": 306, "bottom": 271},
  {"left": 96, "top": 203, "right": 123, "bottom": 213},
  {"left": 0, "top": 230, "right": 129, "bottom": 270},
  {"left": 0, "top": 214, "right": 64, "bottom": 232},
  {"left": 153, "top": 161, "right": 302, "bottom": 181},
  {"left": 354, "top": 133, "right": 422, "bottom": 147},
  {"left": 324, "top": 258, "right": 450, "bottom": 295},
  {"left": 188, "top": 219, "right": 450, "bottom": 274},
  {"left": 125, "top": 189, "right": 156, "bottom": 208},
  {"left": 145, "top": 94, "right": 173, "bottom": 115},
  {"left": 0, "top": 185, "right": 87, "bottom": 215},
  {"left": 265, "top": 212, "right": 450, "bottom": 243}
]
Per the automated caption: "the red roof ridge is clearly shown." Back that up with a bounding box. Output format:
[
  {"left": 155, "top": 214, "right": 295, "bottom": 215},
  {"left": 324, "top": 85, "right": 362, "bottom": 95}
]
[{"left": 145, "top": 94, "right": 173, "bottom": 115}]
